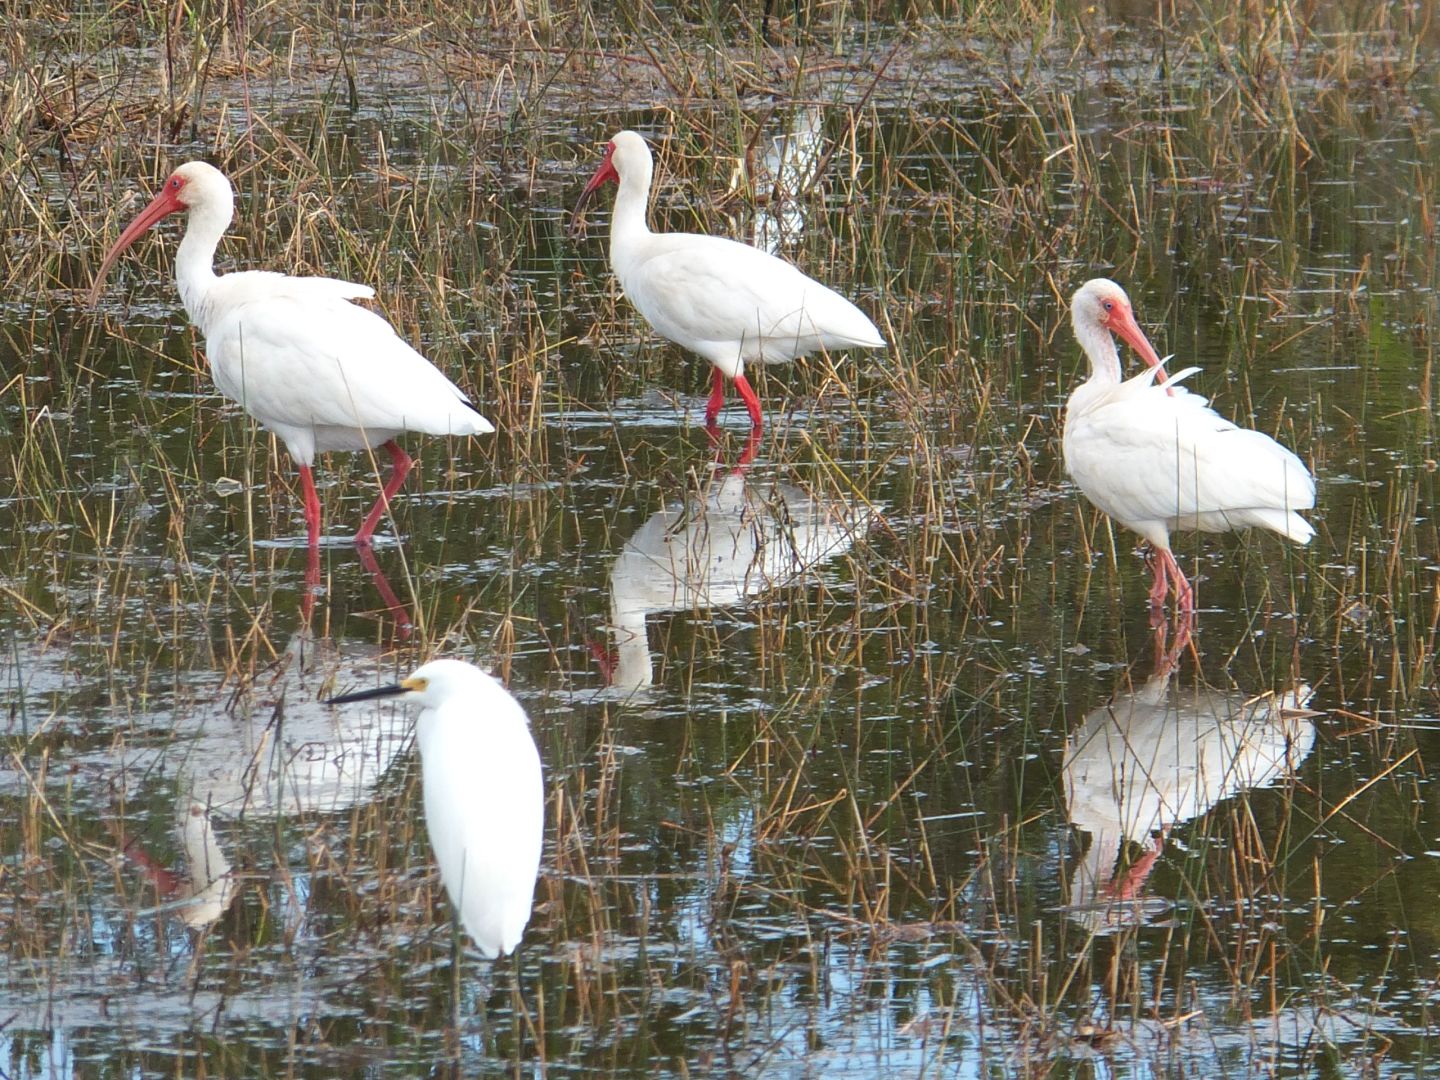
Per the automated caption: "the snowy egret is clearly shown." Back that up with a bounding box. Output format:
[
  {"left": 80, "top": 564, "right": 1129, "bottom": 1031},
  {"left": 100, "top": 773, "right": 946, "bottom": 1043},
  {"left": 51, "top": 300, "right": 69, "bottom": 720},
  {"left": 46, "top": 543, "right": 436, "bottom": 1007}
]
[
  {"left": 572, "top": 130, "right": 885, "bottom": 431},
  {"left": 326, "top": 658, "right": 543, "bottom": 958},
  {"left": 1063, "top": 278, "right": 1316, "bottom": 613},
  {"left": 90, "top": 161, "right": 495, "bottom": 548}
]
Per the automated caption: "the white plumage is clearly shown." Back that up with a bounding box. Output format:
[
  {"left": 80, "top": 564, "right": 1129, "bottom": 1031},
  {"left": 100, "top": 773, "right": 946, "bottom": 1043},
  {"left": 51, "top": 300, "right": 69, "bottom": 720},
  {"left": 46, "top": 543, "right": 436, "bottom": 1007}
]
[
  {"left": 574, "top": 130, "right": 885, "bottom": 430},
  {"left": 90, "top": 161, "right": 494, "bottom": 547},
  {"left": 327, "top": 658, "right": 544, "bottom": 959},
  {"left": 1062, "top": 278, "right": 1316, "bottom": 613}
]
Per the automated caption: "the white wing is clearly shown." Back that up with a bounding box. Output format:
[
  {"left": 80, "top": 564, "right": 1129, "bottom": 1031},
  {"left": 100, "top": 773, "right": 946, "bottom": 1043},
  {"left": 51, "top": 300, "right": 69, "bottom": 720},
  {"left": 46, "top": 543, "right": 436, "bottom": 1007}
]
[
  {"left": 420, "top": 705, "right": 543, "bottom": 958},
  {"left": 618, "top": 233, "right": 883, "bottom": 372},
  {"left": 200, "top": 274, "right": 492, "bottom": 461},
  {"left": 1065, "top": 368, "right": 1315, "bottom": 543}
]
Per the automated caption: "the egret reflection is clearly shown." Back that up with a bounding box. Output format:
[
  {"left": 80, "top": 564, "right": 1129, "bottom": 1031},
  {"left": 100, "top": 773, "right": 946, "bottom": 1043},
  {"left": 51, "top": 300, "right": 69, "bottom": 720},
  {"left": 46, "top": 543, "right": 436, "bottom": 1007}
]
[
  {"left": 1063, "top": 642, "right": 1317, "bottom": 931},
  {"left": 606, "top": 470, "right": 873, "bottom": 692},
  {"left": 171, "top": 799, "right": 237, "bottom": 929}
]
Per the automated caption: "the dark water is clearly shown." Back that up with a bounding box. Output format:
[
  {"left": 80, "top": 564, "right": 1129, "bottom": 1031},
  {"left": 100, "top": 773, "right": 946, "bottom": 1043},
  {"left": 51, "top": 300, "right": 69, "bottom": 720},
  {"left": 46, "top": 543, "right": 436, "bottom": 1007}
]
[{"left": 3, "top": 8, "right": 1440, "bottom": 1077}]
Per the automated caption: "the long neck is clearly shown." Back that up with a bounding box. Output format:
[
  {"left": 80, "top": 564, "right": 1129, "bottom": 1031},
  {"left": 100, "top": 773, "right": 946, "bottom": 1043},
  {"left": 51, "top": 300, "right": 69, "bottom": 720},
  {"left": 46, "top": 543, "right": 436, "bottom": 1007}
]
[
  {"left": 175, "top": 199, "right": 231, "bottom": 336},
  {"left": 609, "top": 156, "right": 653, "bottom": 266},
  {"left": 1074, "top": 317, "right": 1123, "bottom": 384}
]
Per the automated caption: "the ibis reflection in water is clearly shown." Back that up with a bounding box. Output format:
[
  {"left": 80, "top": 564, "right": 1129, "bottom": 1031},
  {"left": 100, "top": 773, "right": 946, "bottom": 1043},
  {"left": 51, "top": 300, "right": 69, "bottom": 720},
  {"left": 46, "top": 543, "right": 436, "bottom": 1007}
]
[
  {"left": 604, "top": 468, "right": 874, "bottom": 693},
  {"left": 126, "top": 631, "right": 410, "bottom": 931},
  {"left": 1062, "top": 637, "right": 1317, "bottom": 932},
  {"left": 748, "top": 105, "right": 825, "bottom": 256}
]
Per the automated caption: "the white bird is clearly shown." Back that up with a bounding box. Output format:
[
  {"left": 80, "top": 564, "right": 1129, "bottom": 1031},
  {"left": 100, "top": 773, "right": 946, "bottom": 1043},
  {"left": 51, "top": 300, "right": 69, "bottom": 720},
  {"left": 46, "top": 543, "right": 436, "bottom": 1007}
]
[
  {"left": 573, "top": 130, "right": 885, "bottom": 432},
  {"left": 326, "top": 658, "right": 543, "bottom": 959},
  {"left": 89, "top": 161, "right": 494, "bottom": 548},
  {"left": 1063, "top": 278, "right": 1316, "bottom": 613}
]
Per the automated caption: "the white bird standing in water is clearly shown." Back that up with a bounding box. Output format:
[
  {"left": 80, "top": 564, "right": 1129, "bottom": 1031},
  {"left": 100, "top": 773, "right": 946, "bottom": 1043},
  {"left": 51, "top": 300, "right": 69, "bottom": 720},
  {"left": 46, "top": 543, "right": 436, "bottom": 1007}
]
[
  {"left": 1063, "top": 278, "right": 1315, "bottom": 613},
  {"left": 89, "top": 161, "right": 494, "bottom": 548},
  {"left": 326, "top": 658, "right": 543, "bottom": 959},
  {"left": 572, "top": 130, "right": 885, "bottom": 432}
]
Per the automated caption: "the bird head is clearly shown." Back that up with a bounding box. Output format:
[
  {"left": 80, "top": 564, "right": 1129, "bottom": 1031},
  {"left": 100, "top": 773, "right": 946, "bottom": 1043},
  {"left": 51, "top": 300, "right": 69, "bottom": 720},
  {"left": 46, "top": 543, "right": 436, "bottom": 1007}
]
[
  {"left": 1071, "top": 278, "right": 1164, "bottom": 372},
  {"left": 570, "top": 130, "right": 653, "bottom": 237},
  {"left": 580, "top": 139, "right": 621, "bottom": 198},
  {"left": 88, "top": 161, "right": 234, "bottom": 305},
  {"left": 325, "top": 658, "right": 500, "bottom": 711}
]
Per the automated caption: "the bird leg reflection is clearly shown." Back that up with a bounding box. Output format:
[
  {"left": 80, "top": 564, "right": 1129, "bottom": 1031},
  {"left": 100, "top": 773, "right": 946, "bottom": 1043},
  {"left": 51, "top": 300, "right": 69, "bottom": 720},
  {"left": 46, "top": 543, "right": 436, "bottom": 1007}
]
[
  {"left": 1101, "top": 833, "right": 1166, "bottom": 903},
  {"left": 356, "top": 544, "right": 415, "bottom": 638},
  {"left": 1151, "top": 608, "right": 1197, "bottom": 676},
  {"left": 587, "top": 635, "right": 618, "bottom": 686},
  {"left": 706, "top": 419, "right": 763, "bottom": 474},
  {"left": 300, "top": 541, "right": 322, "bottom": 627}
]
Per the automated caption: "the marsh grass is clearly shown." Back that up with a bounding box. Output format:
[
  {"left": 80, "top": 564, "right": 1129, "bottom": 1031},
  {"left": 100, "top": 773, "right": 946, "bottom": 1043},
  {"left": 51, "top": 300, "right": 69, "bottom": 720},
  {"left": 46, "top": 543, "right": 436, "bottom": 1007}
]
[{"left": 1, "top": 0, "right": 1439, "bottom": 1075}]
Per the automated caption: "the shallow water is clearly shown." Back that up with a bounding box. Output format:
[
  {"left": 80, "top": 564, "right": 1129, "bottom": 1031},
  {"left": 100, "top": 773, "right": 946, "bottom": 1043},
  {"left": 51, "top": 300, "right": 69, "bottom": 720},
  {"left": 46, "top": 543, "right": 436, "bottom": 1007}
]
[{"left": 4, "top": 5, "right": 1440, "bottom": 1077}]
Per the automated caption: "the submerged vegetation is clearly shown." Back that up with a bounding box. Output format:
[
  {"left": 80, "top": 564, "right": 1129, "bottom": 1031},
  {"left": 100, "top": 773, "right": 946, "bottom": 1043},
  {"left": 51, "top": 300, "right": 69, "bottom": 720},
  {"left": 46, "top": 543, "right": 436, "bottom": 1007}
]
[{"left": 1, "top": 0, "right": 1440, "bottom": 1075}]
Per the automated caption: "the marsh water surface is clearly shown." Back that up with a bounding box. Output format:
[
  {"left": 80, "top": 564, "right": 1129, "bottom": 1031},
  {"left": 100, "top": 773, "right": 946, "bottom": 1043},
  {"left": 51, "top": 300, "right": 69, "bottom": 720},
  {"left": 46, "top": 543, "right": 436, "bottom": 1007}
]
[{"left": 3, "top": 4, "right": 1440, "bottom": 1076}]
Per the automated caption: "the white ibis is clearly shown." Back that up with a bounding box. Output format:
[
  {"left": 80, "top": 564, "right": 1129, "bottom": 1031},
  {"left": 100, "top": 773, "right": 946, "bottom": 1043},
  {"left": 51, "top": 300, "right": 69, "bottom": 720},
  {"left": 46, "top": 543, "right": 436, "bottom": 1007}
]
[
  {"left": 89, "top": 161, "right": 494, "bottom": 548},
  {"left": 327, "top": 659, "right": 544, "bottom": 959},
  {"left": 1063, "top": 279, "right": 1316, "bottom": 613},
  {"left": 573, "top": 130, "right": 885, "bottom": 431}
]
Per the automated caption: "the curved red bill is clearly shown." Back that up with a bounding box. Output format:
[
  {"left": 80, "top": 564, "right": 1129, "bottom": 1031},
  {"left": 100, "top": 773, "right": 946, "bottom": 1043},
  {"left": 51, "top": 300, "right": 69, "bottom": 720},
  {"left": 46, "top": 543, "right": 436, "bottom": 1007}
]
[
  {"left": 87, "top": 185, "right": 186, "bottom": 305},
  {"left": 569, "top": 142, "right": 620, "bottom": 236},
  {"left": 1106, "top": 301, "right": 1168, "bottom": 384}
]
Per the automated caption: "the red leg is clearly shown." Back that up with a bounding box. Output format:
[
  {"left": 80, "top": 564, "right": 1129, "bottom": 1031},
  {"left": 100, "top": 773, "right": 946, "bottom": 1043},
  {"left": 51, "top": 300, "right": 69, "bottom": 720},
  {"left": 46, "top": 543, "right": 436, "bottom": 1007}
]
[
  {"left": 356, "top": 440, "right": 413, "bottom": 548},
  {"left": 733, "top": 374, "right": 764, "bottom": 431},
  {"left": 1146, "top": 548, "right": 1169, "bottom": 611},
  {"left": 705, "top": 368, "right": 727, "bottom": 427},
  {"left": 298, "top": 465, "right": 323, "bottom": 548},
  {"left": 1161, "top": 548, "right": 1195, "bottom": 614}
]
